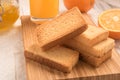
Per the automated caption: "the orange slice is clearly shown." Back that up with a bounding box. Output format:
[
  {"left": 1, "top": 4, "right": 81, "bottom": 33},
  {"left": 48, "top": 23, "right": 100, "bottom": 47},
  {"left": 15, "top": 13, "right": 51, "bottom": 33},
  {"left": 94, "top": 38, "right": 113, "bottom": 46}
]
[{"left": 98, "top": 9, "right": 120, "bottom": 39}]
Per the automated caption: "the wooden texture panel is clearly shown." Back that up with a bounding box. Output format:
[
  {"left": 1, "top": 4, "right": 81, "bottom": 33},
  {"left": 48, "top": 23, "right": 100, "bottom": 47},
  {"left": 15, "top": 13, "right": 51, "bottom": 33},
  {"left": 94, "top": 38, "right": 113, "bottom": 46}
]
[{"left": 21, "top": 14, "right": 120, "bottom": 80}]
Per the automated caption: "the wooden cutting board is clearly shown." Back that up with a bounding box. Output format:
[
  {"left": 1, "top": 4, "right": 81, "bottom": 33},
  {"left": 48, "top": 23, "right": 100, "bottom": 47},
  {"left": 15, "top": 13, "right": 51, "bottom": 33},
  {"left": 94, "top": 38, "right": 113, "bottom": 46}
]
[{"left": 21, "top": 14, "right": 120, "bottom": 80}]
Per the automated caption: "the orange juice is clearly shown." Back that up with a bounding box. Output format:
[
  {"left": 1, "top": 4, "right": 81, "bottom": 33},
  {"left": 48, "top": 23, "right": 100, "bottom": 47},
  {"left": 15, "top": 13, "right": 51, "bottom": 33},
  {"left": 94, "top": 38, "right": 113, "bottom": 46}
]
[{"left": 30, "top": 0, "right": 59, "bottom": 19}]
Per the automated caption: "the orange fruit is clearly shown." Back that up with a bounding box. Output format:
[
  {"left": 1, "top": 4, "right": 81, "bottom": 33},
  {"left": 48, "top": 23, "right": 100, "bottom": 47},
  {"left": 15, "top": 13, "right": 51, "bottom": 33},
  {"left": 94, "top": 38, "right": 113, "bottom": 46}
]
[
  {"left": 63, "top": 0, "right": 95, "bottom": 12},
  {"left": 98, "top": 9, "right": 120, "bottom": 39}
]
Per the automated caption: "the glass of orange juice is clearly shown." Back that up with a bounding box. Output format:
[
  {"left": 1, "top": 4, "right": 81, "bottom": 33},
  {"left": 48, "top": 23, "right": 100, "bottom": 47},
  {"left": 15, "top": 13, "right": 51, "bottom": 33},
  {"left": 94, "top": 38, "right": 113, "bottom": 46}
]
[{"left": 29, "top": 0, "right": 59, "bottom": 24}]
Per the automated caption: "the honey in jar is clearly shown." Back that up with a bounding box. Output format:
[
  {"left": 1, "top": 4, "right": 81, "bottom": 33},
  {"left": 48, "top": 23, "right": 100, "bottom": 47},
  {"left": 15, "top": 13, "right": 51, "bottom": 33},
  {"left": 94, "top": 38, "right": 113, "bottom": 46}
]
[{"left": 0, "top": 0, "right": 19, "bottom": 32}]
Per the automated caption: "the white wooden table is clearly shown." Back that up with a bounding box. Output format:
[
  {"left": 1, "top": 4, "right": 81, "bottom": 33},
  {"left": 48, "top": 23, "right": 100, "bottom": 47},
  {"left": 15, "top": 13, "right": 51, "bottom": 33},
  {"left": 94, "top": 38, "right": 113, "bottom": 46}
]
[{"left": 0, "top": 0, "right": 120, "bottom": 80}]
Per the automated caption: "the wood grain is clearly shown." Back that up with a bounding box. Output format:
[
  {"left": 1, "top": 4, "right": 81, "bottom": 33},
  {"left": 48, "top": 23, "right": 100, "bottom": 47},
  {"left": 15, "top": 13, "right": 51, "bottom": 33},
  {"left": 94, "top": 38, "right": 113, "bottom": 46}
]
[{"left": 21, "top": 14, "right": 120, "bottom": 80}]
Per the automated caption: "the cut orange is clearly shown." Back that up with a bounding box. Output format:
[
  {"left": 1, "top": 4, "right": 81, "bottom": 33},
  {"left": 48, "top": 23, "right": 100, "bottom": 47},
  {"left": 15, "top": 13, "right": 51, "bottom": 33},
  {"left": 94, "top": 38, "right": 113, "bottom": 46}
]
[{"left": 98, "top": 9, "right": 120, "bottom": 39}]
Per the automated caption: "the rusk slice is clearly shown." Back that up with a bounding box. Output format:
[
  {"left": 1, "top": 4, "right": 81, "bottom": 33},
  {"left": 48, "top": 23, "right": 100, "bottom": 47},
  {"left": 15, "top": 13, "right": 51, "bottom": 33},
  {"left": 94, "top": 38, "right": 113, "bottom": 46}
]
[
  {"left": 81, "top": 50, "right": 112, "bottom": 67},
  {"left": 26, "top": 45, "right": 79, "bottom": 73},
  {"left": 74, "top": 25, "right": 109, "bottom": 47},
  {"left": 36, "top": 7, "right": 87, "bottom": 50},
  {"left": 64, "top": 38, "right": 115, "bottom": 57}
]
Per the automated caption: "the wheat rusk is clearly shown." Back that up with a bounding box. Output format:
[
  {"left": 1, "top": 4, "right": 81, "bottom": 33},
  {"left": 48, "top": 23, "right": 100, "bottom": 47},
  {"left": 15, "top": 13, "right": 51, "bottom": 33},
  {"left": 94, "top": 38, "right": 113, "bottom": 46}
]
[
  {"left": 26, "top": 45, "right": 79, "bottom": 73},
  {"left": 65, "top": 38, "right": 115, "bottom": 58},
  {"left": 36, "top": 7, "right": 87, "bottom": 50},
  {"left": 64, "top": 37, "right": 114, "bottom": 67},
  {"left": 74, "top": 25, "right": 109, "bottom": 47},
  {"left": 80, "top": 50, "right": 112, "bottom": 67}
]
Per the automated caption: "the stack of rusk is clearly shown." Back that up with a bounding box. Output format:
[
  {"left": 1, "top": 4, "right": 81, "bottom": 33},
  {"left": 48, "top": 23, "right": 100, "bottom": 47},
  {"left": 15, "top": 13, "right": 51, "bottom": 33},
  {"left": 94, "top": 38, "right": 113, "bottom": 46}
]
[
  {"left": 64, "top": 25, "right": 115, "bottom": 67},
  {"left": 26, "top": 7, "right": 87, "bottom": 73},
  {"left": 23, "top": 7, "right": 115, "bottom": 73}
]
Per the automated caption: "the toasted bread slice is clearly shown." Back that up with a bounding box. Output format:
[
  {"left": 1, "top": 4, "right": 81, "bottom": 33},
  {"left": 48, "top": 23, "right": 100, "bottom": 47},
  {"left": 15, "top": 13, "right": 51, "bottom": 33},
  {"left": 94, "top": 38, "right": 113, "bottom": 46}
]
[
  {"left": 26, "top": 45, "right": 79, "bottom": 73},
  {"left": 81, "top": 50, "right": 112, "bottom": 67},
  {"left": 64, "top": 38, "right": 115, "bottom": 57},
  {"left": 74, "top": 25, "right": 109, "bottom": 47},
  {"left": 36, "top": 7, "right": 87, "bottom": 50}
]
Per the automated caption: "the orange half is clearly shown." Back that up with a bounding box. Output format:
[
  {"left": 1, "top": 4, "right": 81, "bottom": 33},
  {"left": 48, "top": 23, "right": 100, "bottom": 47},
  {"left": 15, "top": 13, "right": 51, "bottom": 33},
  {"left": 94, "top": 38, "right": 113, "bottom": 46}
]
[{"left": 98, "top": 9, "right": 120, "bottom": 39}]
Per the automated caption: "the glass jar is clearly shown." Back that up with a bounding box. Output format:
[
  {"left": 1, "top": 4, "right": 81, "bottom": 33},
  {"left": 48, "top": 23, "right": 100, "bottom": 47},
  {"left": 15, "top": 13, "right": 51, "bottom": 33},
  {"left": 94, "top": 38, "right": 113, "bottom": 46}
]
[{"left": 0, "top": 0, "right": 19, "bottom": 32}]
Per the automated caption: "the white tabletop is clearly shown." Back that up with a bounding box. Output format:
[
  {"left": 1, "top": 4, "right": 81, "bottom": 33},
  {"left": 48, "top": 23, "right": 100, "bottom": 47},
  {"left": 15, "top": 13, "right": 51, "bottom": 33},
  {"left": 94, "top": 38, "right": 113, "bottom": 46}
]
[{"left": 0, "top": 0, "right": 120, "bottom": 80}]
